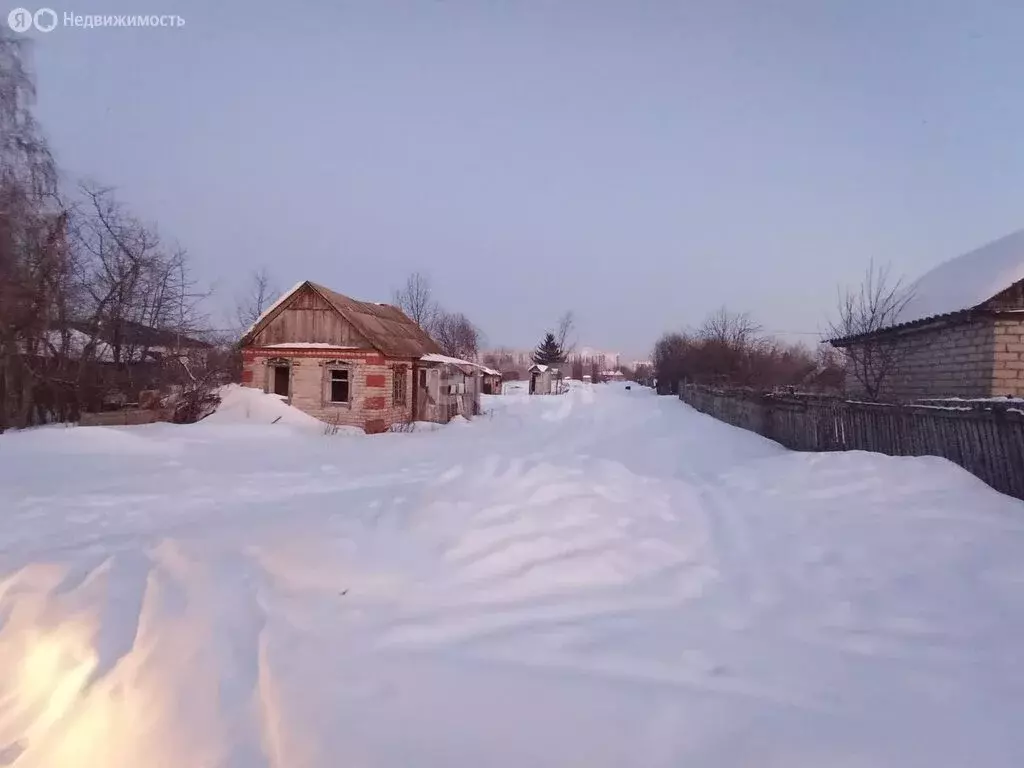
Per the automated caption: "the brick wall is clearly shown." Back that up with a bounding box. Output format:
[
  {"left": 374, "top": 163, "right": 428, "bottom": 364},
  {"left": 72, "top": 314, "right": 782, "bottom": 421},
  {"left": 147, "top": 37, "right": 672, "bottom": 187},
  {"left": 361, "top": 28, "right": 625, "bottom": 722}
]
[
  {"left": 844, "top": 315, "right": 1024, "bottom": 400},
  {"left": 993, "top": 318, "right": 1024, "bottom": 397},
  {"left": 241, "top": 349, "right": 414, "bottom": 432}
]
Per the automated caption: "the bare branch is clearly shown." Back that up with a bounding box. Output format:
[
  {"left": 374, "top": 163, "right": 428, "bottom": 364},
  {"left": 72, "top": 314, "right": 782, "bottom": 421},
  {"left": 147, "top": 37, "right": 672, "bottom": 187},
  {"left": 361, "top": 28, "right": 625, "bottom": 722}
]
[
  {"left": 556, "top": 311, "right": 576, "bottom": 356},
  {"left": 393, "top": 271, "right": 440, "bottom": 332},
  {"left": 235, "top": 266, "right": 278, "bottom": 331},
  {"left": 432, "top": 311, "right": 481, "bottom": 360},
  {"left": 826, "top": 260, "right": 915, "bottom": 401}
]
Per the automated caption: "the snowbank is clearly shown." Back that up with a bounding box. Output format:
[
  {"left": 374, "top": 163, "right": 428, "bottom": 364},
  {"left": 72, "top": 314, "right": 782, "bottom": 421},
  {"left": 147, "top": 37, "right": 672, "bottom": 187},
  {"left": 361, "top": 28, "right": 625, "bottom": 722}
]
[
  {"left": 201, "top": 384, "right": 368, "bottom": 436},
  {"left": 1, "top": 383, "right": 1023, "bottom": 766},
  {"left": 205, "top": 384, "right": 320, "bottom": 427}
]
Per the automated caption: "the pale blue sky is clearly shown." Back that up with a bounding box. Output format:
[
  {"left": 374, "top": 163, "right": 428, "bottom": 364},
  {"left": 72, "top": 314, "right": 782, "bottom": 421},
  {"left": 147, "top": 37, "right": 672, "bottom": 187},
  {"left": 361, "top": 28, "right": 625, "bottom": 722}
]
[{"left": 18, "top": 0, "right": 1024, "bottom": 357}]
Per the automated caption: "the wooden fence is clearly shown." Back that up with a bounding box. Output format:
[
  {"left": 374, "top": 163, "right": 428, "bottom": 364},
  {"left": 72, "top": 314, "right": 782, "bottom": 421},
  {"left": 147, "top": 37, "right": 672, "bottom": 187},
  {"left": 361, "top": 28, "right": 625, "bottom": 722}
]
[
  {"left": 78, "top": 409, "right": 161, "bottom": 427},
  {"left": 679, "top": 384, "right": 1024, "bottom": 500}
]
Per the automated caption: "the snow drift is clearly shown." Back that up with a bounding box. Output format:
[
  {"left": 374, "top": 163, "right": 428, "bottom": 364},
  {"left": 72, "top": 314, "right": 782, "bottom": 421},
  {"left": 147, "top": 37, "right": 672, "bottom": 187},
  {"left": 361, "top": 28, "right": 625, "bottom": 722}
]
[{"left": 1, "top": 383, "right": 1023, "bottom": 767}]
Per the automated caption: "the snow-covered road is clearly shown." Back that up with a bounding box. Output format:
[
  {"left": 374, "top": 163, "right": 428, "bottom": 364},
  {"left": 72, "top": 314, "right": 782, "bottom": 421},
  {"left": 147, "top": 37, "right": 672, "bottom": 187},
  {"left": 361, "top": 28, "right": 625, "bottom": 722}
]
[{"left": 2, "top": 383, "right": 1024, "bottom": 767}]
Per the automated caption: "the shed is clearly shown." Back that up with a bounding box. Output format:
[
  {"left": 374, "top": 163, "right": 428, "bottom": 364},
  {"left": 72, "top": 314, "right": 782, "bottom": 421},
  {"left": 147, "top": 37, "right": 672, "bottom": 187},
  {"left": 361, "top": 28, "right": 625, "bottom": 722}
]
[{"left": 527, "top": 363, "right": 561, "bottom": 395}]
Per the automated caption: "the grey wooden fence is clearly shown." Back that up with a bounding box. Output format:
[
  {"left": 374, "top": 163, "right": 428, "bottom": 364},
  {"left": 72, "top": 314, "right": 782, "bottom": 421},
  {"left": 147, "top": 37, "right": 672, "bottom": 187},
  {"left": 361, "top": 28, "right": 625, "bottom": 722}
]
[{"left": 679, "top": 384, "right": 1024, "bottom": 500}]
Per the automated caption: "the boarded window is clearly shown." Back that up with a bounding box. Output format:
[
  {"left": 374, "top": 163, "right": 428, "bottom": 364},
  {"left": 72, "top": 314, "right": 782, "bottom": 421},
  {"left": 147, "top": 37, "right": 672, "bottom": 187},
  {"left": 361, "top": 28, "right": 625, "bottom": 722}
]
[
  {"left": 393, "top": 367, "right": 407, "bottom": 406},
  {"left": 329, "top": 368, "right": 350, "bottom": 403}
]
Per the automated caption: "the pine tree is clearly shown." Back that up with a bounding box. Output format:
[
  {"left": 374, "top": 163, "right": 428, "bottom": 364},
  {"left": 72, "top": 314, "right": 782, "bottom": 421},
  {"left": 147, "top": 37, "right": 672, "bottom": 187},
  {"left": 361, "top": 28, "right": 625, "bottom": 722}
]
[{"left": 532, "top": 333, "right": 564, "bottom": 366}]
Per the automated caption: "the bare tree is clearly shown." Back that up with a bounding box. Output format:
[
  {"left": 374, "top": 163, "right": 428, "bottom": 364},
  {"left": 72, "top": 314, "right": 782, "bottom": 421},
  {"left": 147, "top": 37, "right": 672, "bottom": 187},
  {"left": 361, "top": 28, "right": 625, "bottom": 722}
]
[
  {"left": 482, "top": 347, "right": 517, "bottom": 376},
  {"left": 826, "top": 260, "right": 914, "bottom": 401},
  {"left": 235, "top": 266, "right": 278, "bottom": 331},
  {"left": 0, "top": 29, "right": 64, "bottom": 430},
  {"left": 686, "top": 307, "right": 764, "bottom": 386},
  {"left": 652, "top": 332, "right": 692, "bottom": 394},
  {"left": 651, "top": 307, "right": 826, "bottom": 393},
  {"left": 0, "top": 31, "right": 220, "bottom": 429},
  {"left": 556, "top": 311, "right": 576, "bottom": 356},
  {"left": 432, "top": 311, "right": 481, "bottom": 360},
  {"left": 0, "top": 31, "right": 56, "bottom": 198},
  {"left": 632, "top": 363, "right": 654, "bottom": 386},
  {"left": 698, "top": 307, "right": 762, "bottom": 348},
  {"left": 71, "top": 182, "right": 207, "bottom": 364},
  {"left": 393, "top": 271, "right": 439, "bottom": 332}
]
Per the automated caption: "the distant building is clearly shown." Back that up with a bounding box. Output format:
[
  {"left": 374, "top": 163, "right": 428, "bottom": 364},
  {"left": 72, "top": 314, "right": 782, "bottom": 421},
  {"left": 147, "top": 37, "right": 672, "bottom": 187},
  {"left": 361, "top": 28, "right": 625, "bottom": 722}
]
[
  {"left": 527, "top": 364, "right": 560, "bottom": 395},
  {"left": 576, "top": 347, "right": 621, "bottom": 370}
]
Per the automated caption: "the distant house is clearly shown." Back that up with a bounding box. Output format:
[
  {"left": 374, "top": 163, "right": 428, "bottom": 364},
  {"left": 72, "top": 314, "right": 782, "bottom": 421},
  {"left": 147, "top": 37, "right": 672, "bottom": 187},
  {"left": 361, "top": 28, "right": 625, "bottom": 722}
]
[
  {"left": 20, "top": 319, "right": 212, "bottom": 413},
  {"left": 239, "top": 281, "right": 487, "bottom": 432},
  {"left": 829, "top": 230, "right": 1024, "bottom": 400},
  {"left": 479, "top": 367, "right": 503, "bottom": 395},
  {"left": 527, "top": 363, "right": 560, "bottom": 395},
  {"left": 30, "top": 319, "right": 211, "bottom": 366},
  {"left": 418, "top": 354, "right": 501, "bottom": 418}
]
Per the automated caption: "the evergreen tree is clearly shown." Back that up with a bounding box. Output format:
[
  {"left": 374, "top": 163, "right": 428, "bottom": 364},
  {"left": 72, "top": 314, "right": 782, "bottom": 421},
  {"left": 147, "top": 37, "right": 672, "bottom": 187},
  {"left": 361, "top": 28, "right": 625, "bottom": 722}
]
[{"left": 532, "top": 332, "right": 564, "bottom": 366}]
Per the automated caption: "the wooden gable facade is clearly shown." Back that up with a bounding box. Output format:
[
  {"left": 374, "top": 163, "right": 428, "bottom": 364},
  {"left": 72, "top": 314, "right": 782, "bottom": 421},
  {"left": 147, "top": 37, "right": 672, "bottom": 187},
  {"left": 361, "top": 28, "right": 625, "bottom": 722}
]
[{"left": 249, "top": 286, "right": 372, "bottom": 349}]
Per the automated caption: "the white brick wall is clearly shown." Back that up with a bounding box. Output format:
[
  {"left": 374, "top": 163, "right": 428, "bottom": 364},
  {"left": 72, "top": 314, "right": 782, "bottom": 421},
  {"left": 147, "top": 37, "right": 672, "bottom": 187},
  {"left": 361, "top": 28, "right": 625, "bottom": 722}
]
[
  {"left": 241, "top": 350, "right": 415, "bottom": 432},
  {"left": 844, "top": 316, "right": 1024, "bottom": 400}
]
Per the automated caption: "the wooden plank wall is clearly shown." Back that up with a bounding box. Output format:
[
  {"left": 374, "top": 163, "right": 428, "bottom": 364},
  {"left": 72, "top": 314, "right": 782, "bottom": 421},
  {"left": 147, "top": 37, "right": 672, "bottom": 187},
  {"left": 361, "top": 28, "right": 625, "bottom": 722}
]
[
  {"left": 254, "top": 288, "right": 371, "bottom": 347},
  {"left": 679, "top": 384, "right": 1024, "bottom": 500}
]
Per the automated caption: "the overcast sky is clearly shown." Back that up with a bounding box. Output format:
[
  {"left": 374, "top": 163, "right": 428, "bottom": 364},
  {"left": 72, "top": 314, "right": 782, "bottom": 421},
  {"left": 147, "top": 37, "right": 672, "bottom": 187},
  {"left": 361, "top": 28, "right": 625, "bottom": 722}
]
[{"left": 19, "top": 0, "right": 1024, "bottom": 358}]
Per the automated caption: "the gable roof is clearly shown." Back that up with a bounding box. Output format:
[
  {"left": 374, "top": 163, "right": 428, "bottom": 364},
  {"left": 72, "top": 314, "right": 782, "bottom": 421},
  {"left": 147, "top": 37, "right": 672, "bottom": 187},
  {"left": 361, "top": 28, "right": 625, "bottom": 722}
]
[
  {"left": 242, "top": 281, "right": 442, "bottom": 358},
  {"left": 830, "top": 229, "right": 1024, "bottom": 345}
]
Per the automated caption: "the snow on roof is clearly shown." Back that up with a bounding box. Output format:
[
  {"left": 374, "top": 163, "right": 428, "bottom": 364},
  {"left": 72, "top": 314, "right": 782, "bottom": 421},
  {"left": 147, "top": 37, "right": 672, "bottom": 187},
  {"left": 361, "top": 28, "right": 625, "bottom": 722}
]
[
  {"left": 526, "top": 364, "right": 563, "bottom": 375},
  {"left": 420, "top": 353, "right": 500, "bottom": 376},
  {"left": 263, "top": 343, "right": 360, "bottom": 350},
  {"left": 898, "top": 229, "right": 1024, "bottom": 326}
]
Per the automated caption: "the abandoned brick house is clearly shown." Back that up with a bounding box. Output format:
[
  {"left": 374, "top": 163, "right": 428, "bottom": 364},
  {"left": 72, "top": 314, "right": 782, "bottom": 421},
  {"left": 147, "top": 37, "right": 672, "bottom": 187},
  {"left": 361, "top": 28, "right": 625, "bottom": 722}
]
[
  {"left": 239, "top": 281, "right": 492, "bottom": 432},
  {"left": 829, "top": 230, "right": 1024, "bottom": 400}
]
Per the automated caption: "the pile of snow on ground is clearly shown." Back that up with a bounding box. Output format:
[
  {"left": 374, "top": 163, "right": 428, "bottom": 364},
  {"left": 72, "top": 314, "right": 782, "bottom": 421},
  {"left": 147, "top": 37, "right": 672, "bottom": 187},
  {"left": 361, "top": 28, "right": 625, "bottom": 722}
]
[
  {"left": 1, "top": 382, "right": 1023, "bottom": 767},
  {"left": 205, "top": 384, "right": 364, "bottom": 435}
]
